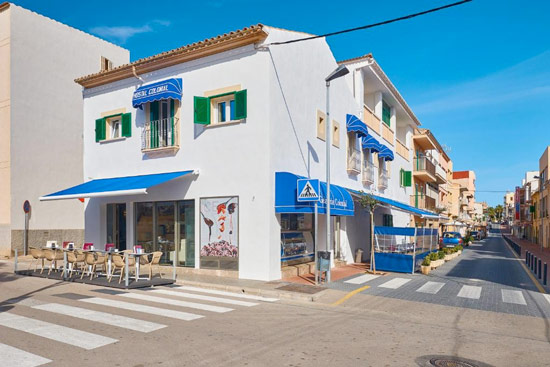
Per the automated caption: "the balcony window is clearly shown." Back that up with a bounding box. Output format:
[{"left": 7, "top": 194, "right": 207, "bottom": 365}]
[
  {"left": 142, "top": 100, "right": 179, "bottom": 151},
  {"left": 362, "top": 150, "right": 375, "bottom": 185},
  {"left": 378, "top": 158, "right": 388, "bottom": 189},
  {"left": 194, "top": 89, "right": 247, "bottom": 126},
  {"left": 347, "top": 133, "right": 361, "bottom": 174}
]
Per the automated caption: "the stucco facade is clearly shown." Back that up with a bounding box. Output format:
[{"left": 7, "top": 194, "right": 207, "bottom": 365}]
[{"left": 0, "top": 3, "right": 129, "bottom": 256}]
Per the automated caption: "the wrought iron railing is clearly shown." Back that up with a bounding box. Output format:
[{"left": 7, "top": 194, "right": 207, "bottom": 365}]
[
  {"left": 142, "top": 117, "right": 178, "bottom": 150},
  {"left": 347, "top": 148, "right": 361, "bottom": 173}
]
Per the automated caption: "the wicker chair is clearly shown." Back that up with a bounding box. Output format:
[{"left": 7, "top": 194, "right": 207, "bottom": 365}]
[
  {"left": 80, "top": 252, "right": 106, "bottom": 280},
  {"left": 43, "top": 249, "right": 63, "bottom": 275},
  {"left": 140, "top": 251, "right": 163, "bottom": 280},
  {"left": 109, "top": 253, "right": 129, "bottom": 284},
  {"left": 28, "top": 248, "right": 45, "bottom": 273},
  {"left": 67, "top": 250, "right": 85, "bottom": 277}
]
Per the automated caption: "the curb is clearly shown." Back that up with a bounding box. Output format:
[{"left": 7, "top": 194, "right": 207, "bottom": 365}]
[{"left": 175, "top": 279, "right": 328, "bottom": 302}]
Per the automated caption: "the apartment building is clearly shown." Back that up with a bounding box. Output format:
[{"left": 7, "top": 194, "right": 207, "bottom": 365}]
[
  {"left": 39, "top": 25, "right": 441, "bottom": 280},
  {"left": 452, "top": 170, "right": 476, "bottom": 225},
  {"left": 539, "top": 146, "right": 550, "bottom": 248},
  {"left": 0, "top": 2, "right": 129, "bottom": 256},
  {"left": 504, "top": 191, "right": 515, "bottom": 223}
]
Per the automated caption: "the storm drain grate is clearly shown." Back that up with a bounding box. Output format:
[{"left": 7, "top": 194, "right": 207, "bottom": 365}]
[{"left": 430, "top": 357, "right": 478, "bottom": 367}]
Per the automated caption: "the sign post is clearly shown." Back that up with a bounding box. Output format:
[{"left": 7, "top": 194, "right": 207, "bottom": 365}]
[
  {"left": 297, "top": 179, "right": 320, "bottom": 285},
  {"left": 23, "top": 200, "right": 31, "bottom": 256}
]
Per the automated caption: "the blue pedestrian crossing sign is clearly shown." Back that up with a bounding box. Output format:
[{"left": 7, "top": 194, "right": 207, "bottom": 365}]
[{"left": 297, "top": 179, "right": 320, "bottom": 202}]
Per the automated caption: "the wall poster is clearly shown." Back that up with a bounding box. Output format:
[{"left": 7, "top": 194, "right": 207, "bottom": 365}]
[{"left": 200, "top": 196, "right": 239, "bottom": 270}]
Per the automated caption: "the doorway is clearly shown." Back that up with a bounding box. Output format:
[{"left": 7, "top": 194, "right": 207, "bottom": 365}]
[{"left": 106, "top": 203, "right": 127, "bottom": 250}]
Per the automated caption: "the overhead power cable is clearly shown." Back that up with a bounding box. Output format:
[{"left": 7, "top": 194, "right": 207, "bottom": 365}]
[{"left": 265, "top": 0, "right": 473, "bottom": 46}]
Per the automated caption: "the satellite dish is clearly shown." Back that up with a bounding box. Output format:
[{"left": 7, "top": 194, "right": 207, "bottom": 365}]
[{"left": 442, "top": 144, "right": 451, "bottom": 153}]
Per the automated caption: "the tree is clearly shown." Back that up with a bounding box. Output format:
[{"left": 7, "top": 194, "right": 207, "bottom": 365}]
[
  {"left": 358, "top": 192, "right": 380, "bottom": 273},
  {"left": 495, "top": 205, "right": 504, "bottom": 220}
]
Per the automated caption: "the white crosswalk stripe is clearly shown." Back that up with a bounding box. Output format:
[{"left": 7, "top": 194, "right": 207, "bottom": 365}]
[
  {"left": 501, "top": 289, "right": 526, "bottom": 305},
  {"left": 32, "top": 303, "right": 166, "bottom": 332},
  {"left": 119, "top": 292, "right": 234, "bottom": 313},
  {"left": 0, "top": 313, "right": 117, "bottom": 350},
  {"left": 543, "top": 294, "right": 550, "bottom": 306},
  {"left": 147, "top": 289, "right": 258, "bottom": 307},
  {"left": 344, "top": 274, "right": 380, "bottom": 284},
  {"left": 0, "top": 343, "right": 51, "bottom": 367},
  {"left": 378, "top": 278, "right": 411, "bottom": 289},
  {"left": 457, "top": 285, "right": 482, "bottom": 299},
  {"left": 416, "top": 281, "right": 445, "bottom": 294},
  {"left": 174, "top": 286, "right": 279, "bottom": 302},
  {"left": 80, "top": 297, "right": 203, "bottom": 321}
]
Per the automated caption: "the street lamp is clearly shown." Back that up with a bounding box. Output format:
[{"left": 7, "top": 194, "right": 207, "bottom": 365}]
[{"left": 324, "top": 64, "right": 349, "bottom": 283}]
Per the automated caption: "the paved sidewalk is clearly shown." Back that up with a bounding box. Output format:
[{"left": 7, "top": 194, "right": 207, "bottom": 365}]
[{"left": 503, "top": 233, "right": 550, "bottom": 291}]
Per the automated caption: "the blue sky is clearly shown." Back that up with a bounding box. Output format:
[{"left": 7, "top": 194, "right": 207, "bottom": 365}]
[{"left": 15, "top": 0, "right": 550, "bottom": 206}]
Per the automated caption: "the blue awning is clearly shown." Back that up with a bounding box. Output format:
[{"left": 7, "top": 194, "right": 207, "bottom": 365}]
[
  {"left": 349, "top": 190, "right": 439, "bottom": 219},
  {"left": 40, "top": 170, "right": 195, "bottom": 201},
  {"left": 132, "top": 78, "right": 182, "bottom": 109},
  {"left": 362, "top": 134, "right": 382, "bottom": 152},
  {"left": 275, "top": 172, "right": 354, "bottom": 216},
  {"left": 346, "top": 114, "right": 368, "bottom": 138},
  {"left": 378, "top": 144, "right": 394, "bottom": 161}
]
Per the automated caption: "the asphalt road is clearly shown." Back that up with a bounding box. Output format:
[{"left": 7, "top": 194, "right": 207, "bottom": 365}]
[
  {"left": 1, "top": 234, "right": 550, "bottom": 367},
  {"left": 330, "top": 230, "right": 550, "bottom": 318}
]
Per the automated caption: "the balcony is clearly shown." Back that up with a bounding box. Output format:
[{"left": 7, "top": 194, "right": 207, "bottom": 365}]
[
  {"left": 362, "top": 163, "right": 375, "bottom": 185},
  {"left": 378, "top": 168, "right": 388, "bottom": 190},
  {"left": 142, "top": 118, "right": 179, "bottom": 154},
  {"left": 347, "top": 148, "right": 361, "bottom": 174},
  {"left": 396, "top": 139, "right": 409, "bottom": 161},
  {"left": 412, "top": 131, "right": 437, "bottom": 151},
  {"left": 410, "top": 195, "right": 436, "bottom": 211},
  {"left": 413, "top": 156, "right": 437, "bottom": 182},
  {"left": 435, "top": 164, "right": 446, "bottom": 184},
  {"left": 381, "top": 122, "right": 394, "bottom": 146},
  {"left": 363, "top": 105, "right": 380, "bottom": 135}
]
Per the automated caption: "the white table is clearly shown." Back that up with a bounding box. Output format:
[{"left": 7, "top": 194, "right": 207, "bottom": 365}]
[{"left": 127, "top": 252, "right": 151, "bottom": 281}]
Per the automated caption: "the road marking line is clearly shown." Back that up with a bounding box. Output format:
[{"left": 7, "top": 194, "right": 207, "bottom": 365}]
[
  {"left": 120, "top": 292, "right": 234, "bottom": 313},
  {"left": 501, "top": 289, "right": 527, "bottom": 305},
  {"left": 378, "top": 278, "right": 411, "bottom": 289},
  {"left": 80, "top": 297, "right": 203, "bottom": 321},
  {"left": 332, "top": 285, "right": 370, "bottom": 306},
  {"left": 0, "top": 313, "right": 117, "bottom": 350},
  {"left": 174, "top": 286, "right": 278, "bottom": 302},
  {"left": 32, "top": 303, "right": 166, "bottom": 333},
  {"left": 501, "top": 236, "right": 546, "bottom": 294},
  {"left": 542, "top": 294, "right": 550, "bottom": 305},
  {"left": 457, "top": 285, "right": 482, "bottom": 299},
  {"left": 416, "top": 281, "right": 445, "bottom": 294},
  {"left": 148, "top": 289, "right": 258, "bottom": 307},
  {"left": 344, "top": 274, "right": 380, "bottom": 284},
  {"left": 0, "top": 343, "right": 51, "bottom": 367}
]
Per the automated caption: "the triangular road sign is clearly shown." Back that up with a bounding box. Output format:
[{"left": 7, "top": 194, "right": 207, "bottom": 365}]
[{"left": 298, "top": 181, "right": 318, "bottom": 200}]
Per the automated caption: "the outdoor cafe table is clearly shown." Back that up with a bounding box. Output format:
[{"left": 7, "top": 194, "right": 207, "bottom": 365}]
[{"left": 127, "top": 252, "right": 152, "bottom": 281}]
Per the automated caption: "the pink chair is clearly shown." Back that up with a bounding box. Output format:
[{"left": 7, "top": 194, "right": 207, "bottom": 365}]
[
  {"left": 105, "top": 243, "right": 115, "bottom": 252},
  {"left": 63, "top": 241, "right": 75, "bottom": 249},
  {"left": 83, "top": 243, "right": 94, "bottom": 250}
]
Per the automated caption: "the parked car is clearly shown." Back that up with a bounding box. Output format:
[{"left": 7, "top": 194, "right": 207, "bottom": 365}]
[
  {"left": 470, "top": 231, "right": 481, "bottom": 240},
  {"left": 439, "top": 232, "right": 464, "bottom": 249}
]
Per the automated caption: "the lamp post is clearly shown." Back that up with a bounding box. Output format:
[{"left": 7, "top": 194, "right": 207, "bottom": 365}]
[{"left": 324, "top": 65, "right": 349, "bottom": 283}]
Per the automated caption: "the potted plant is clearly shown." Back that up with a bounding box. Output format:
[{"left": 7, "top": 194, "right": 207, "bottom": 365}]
[
  {"left": 421, "top": 256, "right": 431, "bottom": 275},
  {"left": 430, "top": 252, "right": 442, "bottom": 269},
  {"left": 455, "top": 245, "right": 463, "bottom": 255}
]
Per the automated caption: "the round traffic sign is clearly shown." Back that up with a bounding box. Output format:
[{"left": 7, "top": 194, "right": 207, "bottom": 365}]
[{"left": 23, "top": 200, "right": 31, "bottom": 213}]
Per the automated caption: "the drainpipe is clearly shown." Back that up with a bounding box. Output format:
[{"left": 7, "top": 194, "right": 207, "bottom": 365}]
[{"left": 132, "top": 66, "right": 144, "bottom": 83}]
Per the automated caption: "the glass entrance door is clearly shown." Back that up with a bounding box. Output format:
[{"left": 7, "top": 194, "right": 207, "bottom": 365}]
[
  {"left": 177, "top": 200, "right": 195, "bottom": 267},
  {"left": 156, "top": 202, "right": 175, "bottom": 264},
  {"left": 106, "top": 203, "right": 126, "bottom": 250}
]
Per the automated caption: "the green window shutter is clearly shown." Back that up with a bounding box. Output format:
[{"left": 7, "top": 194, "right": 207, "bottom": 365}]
[
  {"left": 150, "top": 101, "right": 159, "bottom": 148},
  {"left": 404, "top": 171, "right": 412, "bottom": 187},
  {"left": 382, "top": 101, "right": 391, "bottom": 126},
  {"left": 400, "top": 169, "right": 404, "bottom": 187},
  {"left": 95, "top": 118, "right": 105, "bottom": 142},
  {"left": 234, "top": 89, "right": 247, "bottom": 120},
  {"left": 194, "top": 96, "right": 210, "bottom": 125},
  {"left": 170, "top": 99, "right": 175, "bottom": 146},
  {"left": 121, "top": 113, "right": 132, "bottom": 137}
]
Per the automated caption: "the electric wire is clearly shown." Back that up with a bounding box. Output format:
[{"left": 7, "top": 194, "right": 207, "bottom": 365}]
[{"left": 265, "top": 0, "right": 473, "bottom": 46}]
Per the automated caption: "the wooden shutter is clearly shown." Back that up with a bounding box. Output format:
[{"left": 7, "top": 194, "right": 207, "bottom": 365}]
[
  {"left": 95, "top": 118, "right": 105, "bottom": 142},
  {"left": 404, "top": 171, "right": 412, "bottom": 187},
  {"left": 121, "top": 113, "right": 132, "bottom": 137},
  {"left": 234, "top": 89, "right": 247, "bottom": 120},
  {"left": 194, "top": 96, "right": 210, "bottom": 124},
  {"left": 382, "top": 101, "right": 391, "bottom": 126}
]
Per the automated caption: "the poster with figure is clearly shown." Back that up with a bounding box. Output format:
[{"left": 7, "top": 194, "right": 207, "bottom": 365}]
[{"left": 200, "top": 197, "right": 238, "bottom": 258}]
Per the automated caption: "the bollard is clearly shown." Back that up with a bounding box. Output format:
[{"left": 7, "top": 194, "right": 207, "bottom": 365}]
[
  {"left": 14, "top": 249, "right": 18, "bottom": 273},
  {"left": 526, "top": 251, "right": 529, "bottom": 265},
  {"left": 544, "top": 263, "right": 548, "bottom": 286},
  {"left": 539, "top": 259, "right": 542, "bottom": 279},
  {"left": 534, "top": 256, "right": 537, "bottom": 273}
]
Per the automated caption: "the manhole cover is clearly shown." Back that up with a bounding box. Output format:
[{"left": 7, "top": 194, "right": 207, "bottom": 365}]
[
  {"left": 430, "top": 357, "right": 477, "bottom": 367},
  {"left": 415, "top": 355, "right": 493, "bottom": 367}
]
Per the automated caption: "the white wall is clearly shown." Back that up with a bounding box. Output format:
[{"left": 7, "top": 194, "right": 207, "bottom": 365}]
[{"left": 9, "top": 4, "right": 129, "bottom": 231}]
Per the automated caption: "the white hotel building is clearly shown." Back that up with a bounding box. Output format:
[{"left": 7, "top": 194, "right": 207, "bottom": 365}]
[{"left": 41, "top": 25, "right": 438, "bottom": 281}]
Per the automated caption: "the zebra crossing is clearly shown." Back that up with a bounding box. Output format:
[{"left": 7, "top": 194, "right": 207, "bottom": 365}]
[
  {"left": 340, "top": 274, "right": 550, "bottom": 315},
  {"left": 0, "top": 285, "right": 278, "bottom": 367}
]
